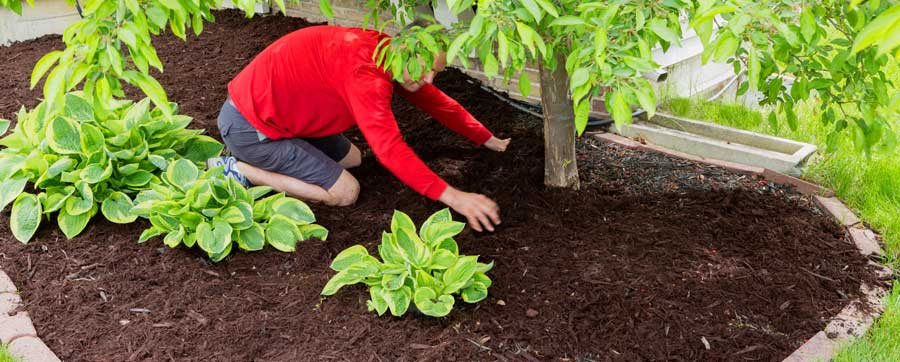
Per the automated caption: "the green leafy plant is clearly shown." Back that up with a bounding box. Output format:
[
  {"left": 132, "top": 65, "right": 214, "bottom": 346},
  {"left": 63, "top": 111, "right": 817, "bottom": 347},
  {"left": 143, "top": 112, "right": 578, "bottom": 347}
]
[
  {"left": 321, "top": 209, "right": 493, "bottom": 317},
  {"left": 0, "top": 93, "right": 222, "bottom": 242},
  {"left": 131, "top": 160, "right": 328, "bottom": 262}
]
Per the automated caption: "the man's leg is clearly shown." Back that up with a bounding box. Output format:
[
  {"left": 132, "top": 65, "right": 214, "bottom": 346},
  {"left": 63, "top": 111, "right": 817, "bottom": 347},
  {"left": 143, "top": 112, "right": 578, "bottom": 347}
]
[
  {"left": 216, "top": 100, "right": 360, "bottom": 206},
  {"left": 235, "top": 162, "right": 359, "bottom": 206},
  {"left": 301, "top": 134, "right": 361, "bottom": 169}
]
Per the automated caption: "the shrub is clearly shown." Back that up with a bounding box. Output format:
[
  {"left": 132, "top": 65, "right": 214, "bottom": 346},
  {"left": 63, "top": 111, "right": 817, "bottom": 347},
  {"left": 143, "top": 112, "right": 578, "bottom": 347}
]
[
  {"left": 0, "top": 93, "right": 222, "bottom": 242},
  {"left": 322, "top": 209, "right": 493, "bottom": 317},
  {"left": 131, "top": 160, "right": 328, "bottom": 262}
]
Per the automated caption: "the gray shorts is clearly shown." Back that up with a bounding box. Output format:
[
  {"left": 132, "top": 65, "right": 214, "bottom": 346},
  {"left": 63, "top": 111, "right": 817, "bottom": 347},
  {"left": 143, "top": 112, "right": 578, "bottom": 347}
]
[{"left": 217, "top": 99, "right": 351, "bottom": 190}]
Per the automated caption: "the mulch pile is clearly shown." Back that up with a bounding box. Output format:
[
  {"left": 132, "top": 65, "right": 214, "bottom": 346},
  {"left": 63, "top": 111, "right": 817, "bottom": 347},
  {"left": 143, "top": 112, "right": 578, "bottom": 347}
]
[{"left": 0, "top": 10, "right": 882, "bottom": 362}]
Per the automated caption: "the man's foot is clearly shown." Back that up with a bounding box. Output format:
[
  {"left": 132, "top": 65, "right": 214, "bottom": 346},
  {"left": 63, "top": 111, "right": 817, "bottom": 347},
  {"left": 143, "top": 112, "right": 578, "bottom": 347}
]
[{"left": 207, "top": 156, "right": 252, "bottom": 188}]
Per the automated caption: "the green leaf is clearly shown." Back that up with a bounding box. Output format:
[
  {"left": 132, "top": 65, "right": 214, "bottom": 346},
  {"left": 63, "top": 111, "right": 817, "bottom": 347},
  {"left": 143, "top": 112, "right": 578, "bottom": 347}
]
[
  {"left": 298, "top": 224, "right": 328, "bottom": 240},
  {"left": 164, "top": 225, "right": 185, "bottom": 248},
  {"left": 319, "top": 0, "right": 334, "bottom": 19},
  {"left": 367, "top": 286, "right": 389, "bottom": 315},
  {"left": 65, "top": 182, "right": 93, "bottom": 216},
  {"left": 420, "top": 221, "right": 466, "bottom": 246},
  {"left": 79, "top": 122, "right": 104, "bottom": 155},
  {"left": 31, "top": 51, "right": 62, "bottom": 89},
  {"left": 574, "top": 99, "right": 590, "bottom": 136},
  {"left": 105, "top": 46, "right": 124, "bottom": 76},
  {"left": 321, "top": 261, "right": 379, "bottom": 295},
  {"left": 437, "top": 238, "right": 459, "bottom": 255},
  {"left": 101, "top": 192, "right": 137, "bottom": 224},
  {"left": 852, "top": 5, "right": 900, "bottom": 53},
  {"left": 519, "top": 72, "right": 532, "bottom": 98},
  {"left": 248, "top": 186, "right": 273, "bottom": 200},
  {"left": 649, "top": 19, "right": 681, "bottom": 47},
  {"left": 446, "top": 33, "right": 470, "bottom": 65},
  {"left": 180, "top": 136, "right": 224, "bottom": 163},
  {"left": 237, "top": 222, "right": 265, "bottom": 251},
  {"left": 122, "top": 171, "right": 153, "bottom": 187},
  {"left": 413, "top": 286, "right": 454, "bottom": 317},
  {"left": 58, "top": 205, "right": 94, "bottom": 239},
  {"left": 330, "top": 244, "right": 370, "bottom": 271},
  {"left": 167, "top": 159, "right": 199, "bottom": 189},
  {"left": 713, "top": 33, "right": 739, "bottom": 63},
  {"left": 378, "top": 232, "right": 404, "bottom": 264},
  {"left": 549, "top": 16, "right": 585, "bottom": 27},
  {"left": 209, "top": 242, "right": 232, "bottom": 263},
  {"left": 461, "top": 282, "right": 489, "bottom": 303},
  {"left": 483, "top": 53, "right": 499, "bottom": 78},
  {"left": 497, "top": 31, "right": 509, "bottom": 68},
  {"left": 197, "top": 220, "right": 232, "bottom": 255},
  {"left": 265, "top": 215, "right": 300, "bottom": 252},
  {"left": 0, "top": 156, "right": 26, "bottom": 181},
  {"left": 800, "top": 9, "right": 817, "bottom": 43},
  {"left": 43, "top": 62, "right": 66, "bottom": 107},
  {"left": 610, "top": 90, "right": 632, "bottom": 131},
  {"left": 442, "top": 255, "right": 478, "bottom": 294},
  {"left": 431, "top": 249, "right": 458, "bottom": 270},
  {"left": 534, "top": 0, "right": 558, "bottom": 18},
  {"left": 518, "top": 0, "right": 543, "bottom": 23},
  {"left": 138, "top": 226, "right": 163, "bottom": 243},
  {"left": 381, "top": 271, "right": 408, "bottom": 291},
  {"left": 47, "top": 116, "right": 82, "bottom": 154},
  {"left": 382, "top": 286, "right": 412, "bottom": 316},
  {"left": 390, "top": 210, "right": 416, "bottom": 234},
  {"left": 271, "top": 197, "right": 316, "bottom": 224},
  {"left": 0, "top": 177, "right": 28, "bottom": 212},
  {"left": 748, "top": 47, "right": 760, "bottom": 91},
  {"left": 570, "top": 68, "right": 590, "bottom": 90},
  {"left": 11, "top": 193, "right": 42, "bottom": 243},
  {"left": 634, "top": 86, "right": 657, "bottom": 120},
  {"left": 122, "top": 71, "right": 170, "bottom": 116},
  {"left": 394, "top": 227, "right": 430, "bottom": 267}
]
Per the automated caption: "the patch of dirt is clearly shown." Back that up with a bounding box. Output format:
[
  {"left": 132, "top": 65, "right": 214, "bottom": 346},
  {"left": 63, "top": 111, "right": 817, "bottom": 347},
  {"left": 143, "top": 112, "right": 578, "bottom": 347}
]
[{"left": 0, "top": 10, "right": 883, "bottom": 362}]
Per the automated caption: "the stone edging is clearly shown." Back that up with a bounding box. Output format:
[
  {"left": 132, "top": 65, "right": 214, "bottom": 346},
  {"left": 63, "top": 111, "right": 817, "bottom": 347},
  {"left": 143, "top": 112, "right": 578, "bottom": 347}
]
[
  {"left": 0, "top": 133, "right": 890, "bottom": 362},
  {"left": 0, "top": 271, "right": 61, "bottom": 362},
  {"left": 593, "top": 132, "right": 893, "bottom": 362}
]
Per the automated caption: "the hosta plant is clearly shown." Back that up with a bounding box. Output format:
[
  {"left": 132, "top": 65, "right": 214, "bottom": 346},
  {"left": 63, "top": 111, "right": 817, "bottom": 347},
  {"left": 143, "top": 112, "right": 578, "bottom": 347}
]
[
  {"left": 322, "top": 209, "right": 493, "bottom": 317},
  {"left": 0, "top": 93, "right": 222, "bottom": 242},
  {"left": 131, "top": 159, "right": 328, "bottom": 262}
]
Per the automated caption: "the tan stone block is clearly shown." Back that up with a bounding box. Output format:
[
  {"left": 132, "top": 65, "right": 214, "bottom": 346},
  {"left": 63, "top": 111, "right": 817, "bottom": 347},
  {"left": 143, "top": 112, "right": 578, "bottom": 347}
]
[
  {"left": 781, "top": 331, "right": 836, "bottom": 362},
  {"left": 0, "top": 271, "right": 16, "bottom": 293},
  {"left": 814, "top": 196, "right": 861, "bottom": 227},
  {"left": 0, "top": 312, "right": 36, "bottom": 344},
  {"left": 0, "top": 292, "right": 22, "bottom": 315},
  {"left": 847, "top": 228, "right": 883, "bottom": 256},
  {"left": 8, "top": 336, "right": 61, "bottom": 362}
]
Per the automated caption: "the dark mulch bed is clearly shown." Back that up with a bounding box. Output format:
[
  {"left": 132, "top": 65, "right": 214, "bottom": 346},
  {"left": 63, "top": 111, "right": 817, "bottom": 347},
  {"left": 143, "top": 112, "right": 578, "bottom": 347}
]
[{"left": 0, "top": 10, "right": 881, "bottom": 362}]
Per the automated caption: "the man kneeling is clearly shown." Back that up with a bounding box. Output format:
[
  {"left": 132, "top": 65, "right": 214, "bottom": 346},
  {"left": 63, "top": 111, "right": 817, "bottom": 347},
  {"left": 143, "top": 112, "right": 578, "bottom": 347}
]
[{"left": 209, "top": 25, "right": 510, "bottom": 232}]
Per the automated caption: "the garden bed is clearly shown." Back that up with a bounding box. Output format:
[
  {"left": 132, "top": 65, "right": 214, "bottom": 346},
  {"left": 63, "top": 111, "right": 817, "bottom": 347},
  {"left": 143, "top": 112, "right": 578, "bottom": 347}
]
[{"left": 0, "top": 10, "right": 883, "bottom": 362}]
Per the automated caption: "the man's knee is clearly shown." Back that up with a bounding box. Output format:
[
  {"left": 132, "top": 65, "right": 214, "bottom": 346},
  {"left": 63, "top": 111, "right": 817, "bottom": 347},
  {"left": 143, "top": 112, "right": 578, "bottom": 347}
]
[
  {"left": 339, "top": 144, "right": 362, "bottom": 169},
  {"left": 327, "top": 171, "right": 359, "bottom": 206}
]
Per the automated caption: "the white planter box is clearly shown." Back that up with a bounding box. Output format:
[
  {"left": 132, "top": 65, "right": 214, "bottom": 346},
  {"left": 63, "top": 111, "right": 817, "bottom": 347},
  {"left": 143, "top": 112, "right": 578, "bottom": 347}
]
[{"left": 0, "top": 0, "right": 79, "bottom": 46}]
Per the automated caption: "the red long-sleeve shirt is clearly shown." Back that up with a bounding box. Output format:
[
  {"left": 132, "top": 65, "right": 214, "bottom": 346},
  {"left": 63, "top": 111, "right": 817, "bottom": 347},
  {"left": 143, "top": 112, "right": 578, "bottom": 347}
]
[{"left": 228, "top": 26, "right": 493, "bottom": 200}]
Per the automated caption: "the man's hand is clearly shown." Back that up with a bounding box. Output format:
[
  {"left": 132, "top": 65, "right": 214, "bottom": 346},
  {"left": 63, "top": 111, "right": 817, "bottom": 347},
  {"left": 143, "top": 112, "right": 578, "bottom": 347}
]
[
  {"left": 483, "top": 137, "right": 511, "bottom": 152},
  {"left": 439, "top": 186, "right": 501, "bottom": 232}
]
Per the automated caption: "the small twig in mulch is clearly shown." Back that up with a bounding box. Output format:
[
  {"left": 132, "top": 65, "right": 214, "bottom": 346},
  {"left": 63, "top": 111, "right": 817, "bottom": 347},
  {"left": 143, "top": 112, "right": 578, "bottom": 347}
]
[
  {"left": 465, "top": 337, "right": 492, "bottom": 352},
  {"left": 799, "top": 266, "right": 837, "bottom": 282}
]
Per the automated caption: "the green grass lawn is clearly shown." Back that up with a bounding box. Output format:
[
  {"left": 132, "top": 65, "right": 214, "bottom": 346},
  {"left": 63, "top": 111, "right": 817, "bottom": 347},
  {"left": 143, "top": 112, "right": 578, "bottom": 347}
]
[{"left": 659, "top": 64, "right": 899, "bottom": 361}]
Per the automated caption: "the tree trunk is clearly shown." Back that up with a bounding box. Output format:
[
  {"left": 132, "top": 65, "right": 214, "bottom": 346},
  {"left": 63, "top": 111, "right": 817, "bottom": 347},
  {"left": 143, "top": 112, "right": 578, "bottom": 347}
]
[{"left": 539, "top": 54, "right": 580, "bottom": 189}]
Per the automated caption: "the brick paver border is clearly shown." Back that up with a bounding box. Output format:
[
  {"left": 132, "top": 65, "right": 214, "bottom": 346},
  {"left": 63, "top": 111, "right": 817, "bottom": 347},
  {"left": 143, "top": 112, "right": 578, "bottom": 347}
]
[
  {"left": 593, "top": 132, "right": 892, "bottom": 362},
  {"left": 0, "top": 133, "right": 888, "bottom": 361}
]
